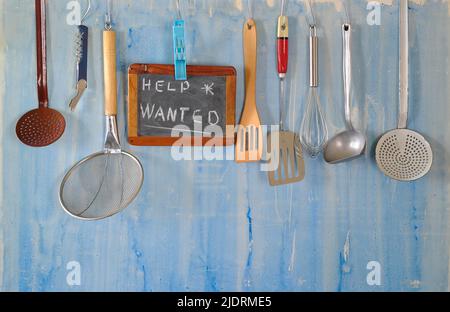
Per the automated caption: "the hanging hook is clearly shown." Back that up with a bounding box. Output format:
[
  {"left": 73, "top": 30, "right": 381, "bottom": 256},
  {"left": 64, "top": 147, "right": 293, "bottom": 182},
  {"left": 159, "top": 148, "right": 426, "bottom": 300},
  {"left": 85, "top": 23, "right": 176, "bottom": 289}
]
[
  {"left": 80, "top": 0, "right": 91, "bottom": 24},
  {"left": 105, "top": 0, "right": 112, "bottom": 30},
  {"left": 176, "top": 0, "right": 182, "bottom": 20},
  {"left": 306, "top": 0, "right": 317, "bottom": 26}
]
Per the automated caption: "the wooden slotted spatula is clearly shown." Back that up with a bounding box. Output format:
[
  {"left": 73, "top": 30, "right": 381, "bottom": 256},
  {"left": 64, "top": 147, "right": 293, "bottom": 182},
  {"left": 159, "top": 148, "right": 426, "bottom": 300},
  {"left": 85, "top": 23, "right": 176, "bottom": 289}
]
[
  {"left": 235, "top": 19, "right": 263, "bottom": 163},
  {"left": 268, "top": 14, "right": 305, "bottom": 186}
]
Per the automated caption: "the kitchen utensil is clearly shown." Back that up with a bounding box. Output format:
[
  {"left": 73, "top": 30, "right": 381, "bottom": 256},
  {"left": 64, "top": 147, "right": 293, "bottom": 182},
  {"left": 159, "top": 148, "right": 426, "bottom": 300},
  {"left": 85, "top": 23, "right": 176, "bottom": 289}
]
[
  {"left": 375, "top": 0, "right": 432, "bottom": 181},
  {"left": 324, "top": 24, "right": 366, "bottom": 164},
  {"left": 59, "top": 3, "right": 144, "bottom": 220},
  {"left": 268, "top": 2, "right": 305, "bottom": 186},
  {"left": 300, "top": 24, "right": 328, "bottom": 158},
  {"left": 235, "top": 18, "right": 263, "bottom": 163},
  {"left": 69, "top": 0, "right": 91, "bottom": 111},
  {"left": 16, "top": 0, "right": 65, "bottom": 147},
  {"left": 173, "top": 0, "right": 187, "bottom": 81}
]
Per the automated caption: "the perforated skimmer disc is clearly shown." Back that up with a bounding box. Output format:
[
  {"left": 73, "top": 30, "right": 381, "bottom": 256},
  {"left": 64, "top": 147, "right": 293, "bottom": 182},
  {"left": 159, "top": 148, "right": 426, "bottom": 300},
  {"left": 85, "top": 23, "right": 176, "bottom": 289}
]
[
  {"left": 16, "top": 108, "right": 66, "bottom": 147},
  {"left": 375, "top": 129, "right": 433, "bottom": 181}
]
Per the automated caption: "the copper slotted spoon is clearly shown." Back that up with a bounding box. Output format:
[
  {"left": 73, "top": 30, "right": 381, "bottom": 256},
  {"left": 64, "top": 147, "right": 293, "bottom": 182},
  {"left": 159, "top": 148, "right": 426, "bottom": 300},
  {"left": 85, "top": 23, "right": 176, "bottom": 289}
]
[{"left": 16, "top": 0, "right": 65, "bottom": 147}]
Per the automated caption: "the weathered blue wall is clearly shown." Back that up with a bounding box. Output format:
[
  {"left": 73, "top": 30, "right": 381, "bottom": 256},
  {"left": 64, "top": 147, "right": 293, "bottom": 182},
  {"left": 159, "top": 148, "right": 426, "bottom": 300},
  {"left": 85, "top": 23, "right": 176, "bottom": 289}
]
[{"left": 1, "top": 0, "right": 449, "bottom": 291}]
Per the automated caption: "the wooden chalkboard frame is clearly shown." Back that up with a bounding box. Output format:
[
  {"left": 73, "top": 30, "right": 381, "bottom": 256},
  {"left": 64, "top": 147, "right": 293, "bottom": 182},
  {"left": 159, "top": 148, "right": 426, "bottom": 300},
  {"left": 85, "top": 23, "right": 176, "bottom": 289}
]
[{"left": 128, "top": 64, "right": 237, "bottom": 146}]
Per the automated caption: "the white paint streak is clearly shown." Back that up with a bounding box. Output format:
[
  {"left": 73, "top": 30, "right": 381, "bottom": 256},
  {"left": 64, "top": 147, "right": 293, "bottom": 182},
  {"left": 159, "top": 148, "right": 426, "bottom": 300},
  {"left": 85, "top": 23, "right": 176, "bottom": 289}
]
[
  {"left": 341, "top": 231, "right": 351, "bottom": 274},
  {"left": 288, "top": 229, "right": 297, "bottom": 272},
  {"left": 343, "top": 231, "right": 351, "bottom": 263},
  {"left": 0, "top": 0, "right": 4, "bottom": 290}
]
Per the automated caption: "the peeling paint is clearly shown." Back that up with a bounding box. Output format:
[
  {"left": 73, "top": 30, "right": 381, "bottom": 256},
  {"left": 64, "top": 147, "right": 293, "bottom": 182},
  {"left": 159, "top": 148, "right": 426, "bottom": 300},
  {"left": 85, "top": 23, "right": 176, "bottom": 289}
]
[{"left": 343, "top": 231, "right": 351, "bottom": 264}]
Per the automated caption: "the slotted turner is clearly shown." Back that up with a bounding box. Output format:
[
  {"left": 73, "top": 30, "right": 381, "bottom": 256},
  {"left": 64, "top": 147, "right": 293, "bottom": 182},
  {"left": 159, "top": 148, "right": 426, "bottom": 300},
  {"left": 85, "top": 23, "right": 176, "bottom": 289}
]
[
  {"left": 236, "top": 19, "right": 263, "bottom": 163},
  {"left": 268, "top": 13, "right": 305, "bottom": 186}
]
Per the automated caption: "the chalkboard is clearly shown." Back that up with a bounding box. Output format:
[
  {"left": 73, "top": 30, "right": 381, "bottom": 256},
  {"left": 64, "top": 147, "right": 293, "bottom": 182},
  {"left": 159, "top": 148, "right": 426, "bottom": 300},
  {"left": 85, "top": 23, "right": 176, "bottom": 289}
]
[{"left": 128, "top": 64, "right": 236, "bottom": 146}]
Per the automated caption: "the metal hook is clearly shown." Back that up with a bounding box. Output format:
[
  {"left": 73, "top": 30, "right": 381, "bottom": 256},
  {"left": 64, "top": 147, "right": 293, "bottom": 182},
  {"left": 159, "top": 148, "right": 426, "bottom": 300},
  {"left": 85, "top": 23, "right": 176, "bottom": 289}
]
[
  {"left": 306, "top": 0, "right": 317, "bottom": 27},
  {"left": 105, "top": 0, "right": 112, "bottom": 30},
  {"left": 80, "top": 0, "right": 91, "bottom": 24},
  {"left": 176, "top": 0, "right": 182, "bottom": 20}
]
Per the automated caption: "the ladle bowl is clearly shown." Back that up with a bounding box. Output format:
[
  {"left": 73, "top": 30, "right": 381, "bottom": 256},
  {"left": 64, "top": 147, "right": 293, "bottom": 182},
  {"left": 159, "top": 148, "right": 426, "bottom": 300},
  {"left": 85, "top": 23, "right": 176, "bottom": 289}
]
[{"left": 324, "top": 129, "right": 366, "bottom": 164}]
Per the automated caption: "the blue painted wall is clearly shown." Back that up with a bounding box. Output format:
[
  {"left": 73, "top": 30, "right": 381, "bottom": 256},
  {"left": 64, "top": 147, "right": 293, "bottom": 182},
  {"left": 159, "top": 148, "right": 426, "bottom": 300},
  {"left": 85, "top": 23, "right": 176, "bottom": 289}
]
[{"left": 1, "top": 0, "right": 449, "bottom": 291}]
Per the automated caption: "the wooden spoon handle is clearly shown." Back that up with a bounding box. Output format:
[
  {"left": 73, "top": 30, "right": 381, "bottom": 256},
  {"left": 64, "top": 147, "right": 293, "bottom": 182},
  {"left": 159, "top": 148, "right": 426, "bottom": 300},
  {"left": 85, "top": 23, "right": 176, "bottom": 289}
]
[
  {"left": 243, "top": 19, "right": 257, "bottom": 109},
  {"left": 103, "top": 30, "right": 117, "bottom": 116},
  {"left": 35, "top": 0, "right": 48, "bottom": 108}
]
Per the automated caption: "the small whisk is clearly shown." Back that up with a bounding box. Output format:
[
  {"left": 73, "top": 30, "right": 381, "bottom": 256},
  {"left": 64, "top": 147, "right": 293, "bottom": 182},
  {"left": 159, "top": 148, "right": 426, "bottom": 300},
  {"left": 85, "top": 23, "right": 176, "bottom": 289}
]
[{"left": 300, "top": 1, "right": 328, "bottom": 158}]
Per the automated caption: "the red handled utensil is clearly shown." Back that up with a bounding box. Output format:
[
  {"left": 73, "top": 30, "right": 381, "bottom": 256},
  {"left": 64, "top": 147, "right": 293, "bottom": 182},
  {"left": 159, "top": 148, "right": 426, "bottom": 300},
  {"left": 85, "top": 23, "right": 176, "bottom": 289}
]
[{"left": 268, "top": 1, "right": 305, "bottom": 186}]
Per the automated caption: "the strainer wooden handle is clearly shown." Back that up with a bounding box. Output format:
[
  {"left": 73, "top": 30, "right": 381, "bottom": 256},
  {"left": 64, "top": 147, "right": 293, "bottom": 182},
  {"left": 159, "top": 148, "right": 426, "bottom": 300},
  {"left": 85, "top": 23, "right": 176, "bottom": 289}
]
[{"left": 103, "top": 30, "right": 117, "bottom": 116}]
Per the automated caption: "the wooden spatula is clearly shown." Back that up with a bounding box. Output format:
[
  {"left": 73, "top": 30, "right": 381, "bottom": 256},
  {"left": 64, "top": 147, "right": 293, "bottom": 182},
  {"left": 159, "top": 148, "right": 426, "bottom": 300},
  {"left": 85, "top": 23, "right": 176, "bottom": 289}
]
[{"left": 235, "top": 19, "right": 263, "bottom": 163}]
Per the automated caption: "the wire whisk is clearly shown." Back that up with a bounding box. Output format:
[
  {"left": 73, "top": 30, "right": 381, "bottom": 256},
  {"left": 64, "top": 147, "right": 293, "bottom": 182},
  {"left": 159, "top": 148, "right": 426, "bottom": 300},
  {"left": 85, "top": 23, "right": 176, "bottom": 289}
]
[{"left": 300, "top": 2, "right": 328, "bottom": 158}]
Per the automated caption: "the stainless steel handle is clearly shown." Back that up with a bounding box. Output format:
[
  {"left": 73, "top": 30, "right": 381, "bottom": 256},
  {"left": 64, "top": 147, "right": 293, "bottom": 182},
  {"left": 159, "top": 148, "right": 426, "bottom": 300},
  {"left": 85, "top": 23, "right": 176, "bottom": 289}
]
[
  {"left": 398, "top": 0, "right": 409, "bottom": 129},
  {"left": 310, "top": 25, "right": 318, "bottom": 88},
  {"left": 342, "top": 23, "right": 353, "bottom": 130},
  {"left": 279, "top": 78, "right": 286, "bottom": 130}
]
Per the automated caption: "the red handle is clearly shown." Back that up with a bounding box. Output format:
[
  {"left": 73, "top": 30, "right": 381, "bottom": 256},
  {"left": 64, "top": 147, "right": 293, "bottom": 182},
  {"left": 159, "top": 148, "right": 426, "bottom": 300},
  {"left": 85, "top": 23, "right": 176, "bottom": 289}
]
[
  {"left": 277, "top": 38, "right": 288, "bottom": 75},
  {"left": 36, "top": 0, "right": 48, "bottom": 108}
]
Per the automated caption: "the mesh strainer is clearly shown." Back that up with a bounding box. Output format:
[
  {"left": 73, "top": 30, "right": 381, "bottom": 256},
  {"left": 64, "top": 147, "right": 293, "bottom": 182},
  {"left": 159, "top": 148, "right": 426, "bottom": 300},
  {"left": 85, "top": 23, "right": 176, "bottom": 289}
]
[
  {"left": 375, "top": 0, "right": 432, "bottom": 181},
  {"left": 59, "top": 27, "right": 144, "bottom": 220}
]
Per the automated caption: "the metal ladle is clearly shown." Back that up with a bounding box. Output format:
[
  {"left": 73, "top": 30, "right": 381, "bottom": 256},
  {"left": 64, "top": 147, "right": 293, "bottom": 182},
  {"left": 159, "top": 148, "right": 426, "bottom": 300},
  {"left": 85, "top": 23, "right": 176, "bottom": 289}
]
[{"left": 324, "top": 24, "right": 366, "bottom": 164}]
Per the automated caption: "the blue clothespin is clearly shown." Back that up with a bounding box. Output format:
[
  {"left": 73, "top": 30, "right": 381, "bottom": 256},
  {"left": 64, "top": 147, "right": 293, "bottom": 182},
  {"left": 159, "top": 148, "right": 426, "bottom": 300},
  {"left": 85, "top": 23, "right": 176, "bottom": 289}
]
[{"left": 173, "top": 19, "right": 187, "bottom": 80}]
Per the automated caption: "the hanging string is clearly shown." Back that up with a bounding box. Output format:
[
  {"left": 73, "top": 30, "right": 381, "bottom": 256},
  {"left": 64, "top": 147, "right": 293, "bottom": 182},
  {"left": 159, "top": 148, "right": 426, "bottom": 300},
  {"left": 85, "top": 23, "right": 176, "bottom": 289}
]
[
  {"left": 176, "top": 0, "right": 182, "bottom": 20},
  {"left": 343, "top": 0, "right": 350, "bottom": 24},
  {"left": 306, "top": 0, "right": 316, "bottom": 26},
  {"left": 80, "top": 0, "right": 91, "bottom": 24},
  {"left": 280, "top": 0, "right": 287, "bottom": 16},
  {"left": 247, "top": 0, "right": 254, "bottom": 19},
  {"left": 105, "top": 0, "right": 112, "bottom": 30}
]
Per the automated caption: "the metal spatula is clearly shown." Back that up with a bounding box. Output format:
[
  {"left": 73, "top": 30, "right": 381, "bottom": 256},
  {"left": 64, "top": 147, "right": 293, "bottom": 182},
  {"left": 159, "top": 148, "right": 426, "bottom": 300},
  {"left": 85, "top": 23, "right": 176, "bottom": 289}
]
[
  {"left": 268, "top": 12, "right": 305, "bottom": 186},
  {"left": 235, "top": 19, "right": 263, "bottom": 163}
]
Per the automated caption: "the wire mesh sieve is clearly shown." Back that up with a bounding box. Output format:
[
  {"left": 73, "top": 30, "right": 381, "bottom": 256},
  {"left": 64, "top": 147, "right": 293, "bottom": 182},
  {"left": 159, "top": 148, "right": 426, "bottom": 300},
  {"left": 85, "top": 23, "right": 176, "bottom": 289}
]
[{"left": 60, "top": 152, "right": 143, "bottom": 220}]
